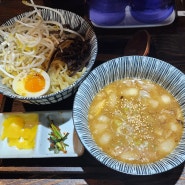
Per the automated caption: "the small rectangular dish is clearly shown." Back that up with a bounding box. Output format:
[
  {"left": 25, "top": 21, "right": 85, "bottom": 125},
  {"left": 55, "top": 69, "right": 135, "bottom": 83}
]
[{"left": 0, "top": 110, "right": 84, "bottom": 158}]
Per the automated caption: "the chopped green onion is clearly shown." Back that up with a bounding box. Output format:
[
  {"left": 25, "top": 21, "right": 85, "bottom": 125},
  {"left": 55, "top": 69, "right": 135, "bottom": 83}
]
[{"left": 48, "top": 117, "right": 69, "bottom": 154}]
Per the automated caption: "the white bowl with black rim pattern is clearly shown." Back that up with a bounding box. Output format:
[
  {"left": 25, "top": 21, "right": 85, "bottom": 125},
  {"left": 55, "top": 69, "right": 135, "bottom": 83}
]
[
  {"left": 73, "top": 55, "right": 185, "bottom": 175},
  {"left": 0, "top": 9, "right": 97, "bottom": 105}
]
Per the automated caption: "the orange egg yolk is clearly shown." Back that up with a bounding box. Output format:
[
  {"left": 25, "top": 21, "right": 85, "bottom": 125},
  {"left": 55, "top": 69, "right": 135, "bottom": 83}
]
[{"left": 25, "top": 72, "right": 45, "bottom": 93}]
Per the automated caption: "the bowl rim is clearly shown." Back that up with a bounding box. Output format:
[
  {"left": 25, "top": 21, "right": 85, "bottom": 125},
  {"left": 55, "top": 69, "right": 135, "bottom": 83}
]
[{"left": 73, "top": 55, "right": 185, "bottom": 175}]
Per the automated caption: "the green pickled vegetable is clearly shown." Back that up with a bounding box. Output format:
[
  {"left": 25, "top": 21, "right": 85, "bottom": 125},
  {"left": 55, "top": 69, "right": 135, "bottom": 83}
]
[{"left": 48, "top": 117, "right": 69, "bottom": 154}]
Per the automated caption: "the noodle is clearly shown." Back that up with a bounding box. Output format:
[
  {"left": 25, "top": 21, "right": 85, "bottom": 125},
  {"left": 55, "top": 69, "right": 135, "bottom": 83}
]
[
  {"left": 0, "top": 0, "right": 87, "bottom": 95},
  {"left": 48, "top": 60, "right": 86, "bottom": 94}
]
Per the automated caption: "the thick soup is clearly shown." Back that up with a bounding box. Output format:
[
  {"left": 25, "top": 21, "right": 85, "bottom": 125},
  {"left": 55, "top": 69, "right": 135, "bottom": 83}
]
[{"left": 88, "top": 79, "right": 184, "bottom": 164}]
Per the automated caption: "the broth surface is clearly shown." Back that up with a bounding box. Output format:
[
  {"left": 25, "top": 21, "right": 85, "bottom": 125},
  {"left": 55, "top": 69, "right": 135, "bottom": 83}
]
[{"left": 88, "top": 79, "right": 184, "bottom": 164}]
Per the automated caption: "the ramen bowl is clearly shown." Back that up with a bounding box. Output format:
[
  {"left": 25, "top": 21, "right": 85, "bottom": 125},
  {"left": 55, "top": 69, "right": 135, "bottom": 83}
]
[
  {"left": 0, "top": 8, "right": 97, "bottom": 105},
  {"left": 73, "top": 56, "right": 185, "bottom": 175}
]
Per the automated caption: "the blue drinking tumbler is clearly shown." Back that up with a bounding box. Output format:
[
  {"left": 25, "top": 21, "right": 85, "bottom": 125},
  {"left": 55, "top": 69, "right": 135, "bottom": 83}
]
[
  {"left": 87, "top": 0, "right": 127, "bottom": 26},
  {"left": 130, "top": 0, "right": 174, "bottom": 23}
]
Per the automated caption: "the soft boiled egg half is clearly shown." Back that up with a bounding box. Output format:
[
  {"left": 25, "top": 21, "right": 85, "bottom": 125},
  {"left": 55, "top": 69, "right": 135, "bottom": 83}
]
[{"left": 12, "top": 68, "right": 50, "bottom": 97}]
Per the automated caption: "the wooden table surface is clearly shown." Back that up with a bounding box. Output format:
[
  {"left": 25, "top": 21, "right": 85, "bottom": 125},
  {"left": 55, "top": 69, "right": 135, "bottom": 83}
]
[{"left": 1, "top": 0, "right": 185, "bottom": 184}]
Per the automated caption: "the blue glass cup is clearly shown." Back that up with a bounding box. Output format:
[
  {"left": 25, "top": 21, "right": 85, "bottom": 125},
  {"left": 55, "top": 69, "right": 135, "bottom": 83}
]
[
  {"left": 130, "top": 0, "right": 174, "bottom": 23},
  {"left": 87, "top": 0, "right": 127, "bottom": 26}
]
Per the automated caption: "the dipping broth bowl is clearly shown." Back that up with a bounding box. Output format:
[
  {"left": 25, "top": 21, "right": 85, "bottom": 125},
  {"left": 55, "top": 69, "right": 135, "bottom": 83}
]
[{"left": 73, "top": 55, "right": 185, "bottom": 175}]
